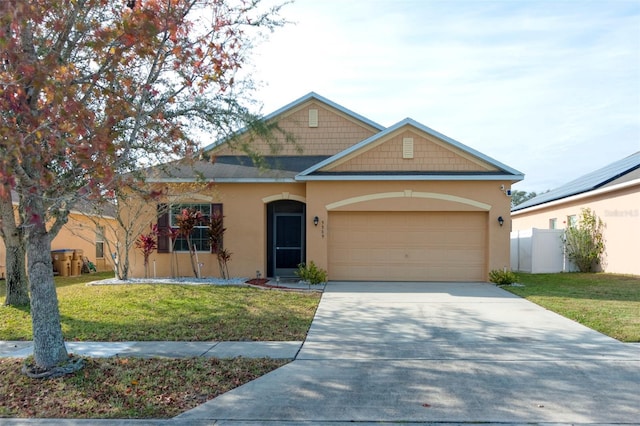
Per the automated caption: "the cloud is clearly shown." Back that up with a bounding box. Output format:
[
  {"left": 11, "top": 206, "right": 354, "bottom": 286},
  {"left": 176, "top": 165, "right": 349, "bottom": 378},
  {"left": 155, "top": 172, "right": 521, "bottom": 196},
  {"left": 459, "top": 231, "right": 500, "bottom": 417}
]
[{"left": 245, "top": 0, "right": 640, "bottom": 191}]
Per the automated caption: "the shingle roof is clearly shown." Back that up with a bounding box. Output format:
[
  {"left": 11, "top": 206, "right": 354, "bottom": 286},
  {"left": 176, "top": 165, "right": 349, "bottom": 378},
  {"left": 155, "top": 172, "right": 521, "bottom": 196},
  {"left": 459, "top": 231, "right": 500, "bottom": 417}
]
[
  {"left": 512, "top": 151, "right": 640, "bottom": 211},
  {"left": 10, "top": 190, "right": 116, "bottom": 218},
  {"left": 146, "top": 156, "right": 331, "bottom": 182}
]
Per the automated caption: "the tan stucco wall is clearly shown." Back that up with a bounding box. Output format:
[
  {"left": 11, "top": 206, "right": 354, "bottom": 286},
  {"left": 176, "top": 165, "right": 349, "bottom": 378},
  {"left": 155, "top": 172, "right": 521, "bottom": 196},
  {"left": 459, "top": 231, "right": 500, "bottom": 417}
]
[
  {"left": 53, "top": 213, "right": 118, "bottom": 272},
  {"left": 305, "top": 180, "right": 513, "bottom": 280},
  {"left": 512, "top": 181, "right": 640, "bottom": 275},
  {"left": 127, "top": 183, "right": 307, "bottom": 279},
  {"left": 0, "top": 210, "right": 117, "bottom": 279},
  {"left": 125, "top": 179, "right": 514, "bottom": 281},
  {"left": 212, "top": 100, "right": 379, "bottom": 156}
]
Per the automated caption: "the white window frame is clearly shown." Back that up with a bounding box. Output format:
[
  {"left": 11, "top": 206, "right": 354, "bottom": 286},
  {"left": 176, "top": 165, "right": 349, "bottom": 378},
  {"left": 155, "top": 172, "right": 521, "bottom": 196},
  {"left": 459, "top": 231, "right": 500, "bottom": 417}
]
[{"left": 169, "top": 203, "right": 211, "bottom": 252}]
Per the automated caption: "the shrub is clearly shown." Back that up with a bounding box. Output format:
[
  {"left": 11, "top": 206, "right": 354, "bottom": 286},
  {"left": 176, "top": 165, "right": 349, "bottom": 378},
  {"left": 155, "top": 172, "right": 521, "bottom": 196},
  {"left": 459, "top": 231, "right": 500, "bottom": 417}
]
[
  {"left": 564, "top": 208, "right": 606, "bottom": 272},
  {"left": 489, "top": 269, "right": 518, "bottom": 285},
  {"left": 209, "top": 211, "right": 231, "bottom": 279},
  {"left": 134, "top": 224, "right": 158, "bottom": 278},
  {"left": 295, "top": 261, "right": 327, "bottom": 285}
]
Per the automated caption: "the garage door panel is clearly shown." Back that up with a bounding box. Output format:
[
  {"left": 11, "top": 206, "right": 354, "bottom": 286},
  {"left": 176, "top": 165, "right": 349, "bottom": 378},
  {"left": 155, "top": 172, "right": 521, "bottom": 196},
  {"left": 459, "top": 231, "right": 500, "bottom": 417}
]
[{"left": 328, "top": 211, "right": 487, "bottom": 281}]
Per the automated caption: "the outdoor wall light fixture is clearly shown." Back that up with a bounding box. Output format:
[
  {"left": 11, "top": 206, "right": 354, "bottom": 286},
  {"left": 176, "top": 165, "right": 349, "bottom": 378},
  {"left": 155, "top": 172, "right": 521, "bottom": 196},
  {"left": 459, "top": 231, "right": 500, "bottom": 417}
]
[
  {"left": 313, "top": 216, "right": 319, "bottom": 226},
  {"left": 497, "top": 216, "right": 504, "bottom": 227}
]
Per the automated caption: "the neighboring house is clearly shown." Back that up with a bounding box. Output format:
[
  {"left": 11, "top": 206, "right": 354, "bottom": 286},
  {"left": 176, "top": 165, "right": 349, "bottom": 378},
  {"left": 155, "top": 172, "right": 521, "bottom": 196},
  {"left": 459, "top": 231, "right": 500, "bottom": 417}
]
[
  {"left": 129, "top": 92, "right": 523, "bottom": 282},
  {"left": 0, "top": 192, "right": 117, "bottom": 278},
  {"left": 511, "top": 152, "right": 640, "bottom": 275}
]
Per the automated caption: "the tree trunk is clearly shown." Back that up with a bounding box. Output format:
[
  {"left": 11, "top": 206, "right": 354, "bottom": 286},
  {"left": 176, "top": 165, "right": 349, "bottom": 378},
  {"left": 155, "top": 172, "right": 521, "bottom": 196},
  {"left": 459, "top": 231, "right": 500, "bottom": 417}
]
[
  {"left": 26, "top": 216, "right": 68, "bottom": 369},
  {"left": 4, "top": 245, "right": 29, "bottom": 306},
  {"left": 0, "top": 188, "right": 29, "bottom": 306}
]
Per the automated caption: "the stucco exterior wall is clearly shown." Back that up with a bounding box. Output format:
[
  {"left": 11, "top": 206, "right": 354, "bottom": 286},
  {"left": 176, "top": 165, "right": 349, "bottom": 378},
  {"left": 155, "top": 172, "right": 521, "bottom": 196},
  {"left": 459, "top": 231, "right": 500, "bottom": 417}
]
[
  {"left": 305, "top": 180, "right": 513, "bottom": 279},
  {"left": 125, "top": 179, "right": 513, "bottom": 281},
  {"left": 511, "top": 181, "right": 640, "bottom": 275},
  {"left": 127, "top": 183, "right": 307, "bottom": 279},
  {"left": 0, "top": 210, "right": 117, "bottom": 279},
  {"left": 52, "top": 212, "right": 117, "bottom": 272}
]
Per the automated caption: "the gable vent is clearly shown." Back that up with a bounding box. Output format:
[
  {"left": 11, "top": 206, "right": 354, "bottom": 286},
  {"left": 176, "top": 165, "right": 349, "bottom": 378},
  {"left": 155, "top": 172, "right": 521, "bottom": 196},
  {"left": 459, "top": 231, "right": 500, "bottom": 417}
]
[
  {"left": 309, "top": 109, "right": 318, "bottom": 127},
  {"left": 402, "top": 137, "right": 414, "bottom": 159}
]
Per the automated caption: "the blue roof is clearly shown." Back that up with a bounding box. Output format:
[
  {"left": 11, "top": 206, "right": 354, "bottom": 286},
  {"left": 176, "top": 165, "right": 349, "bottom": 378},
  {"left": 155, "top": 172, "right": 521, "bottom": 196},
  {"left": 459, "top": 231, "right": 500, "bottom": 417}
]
[{"left": 512, "top": 151, "right": 640, "bottom": 211}]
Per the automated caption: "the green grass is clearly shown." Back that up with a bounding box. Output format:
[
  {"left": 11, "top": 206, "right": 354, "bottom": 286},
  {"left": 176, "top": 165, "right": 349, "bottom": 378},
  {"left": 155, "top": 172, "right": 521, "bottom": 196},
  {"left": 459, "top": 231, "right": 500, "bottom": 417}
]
[
  {"left": 503, "top": 273, "right": 640, "bottom": 342},
  {"left": 1, "top": 272, "right": 320, "bottom": 341},
  {"left": 0, "top": 272, "right": 317, "bottom": 419}
]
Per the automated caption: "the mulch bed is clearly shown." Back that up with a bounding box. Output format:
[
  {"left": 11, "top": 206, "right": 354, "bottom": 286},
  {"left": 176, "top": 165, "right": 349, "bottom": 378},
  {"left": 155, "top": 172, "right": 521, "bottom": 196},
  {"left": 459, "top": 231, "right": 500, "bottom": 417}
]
[{"left": 245, "top": 278, "right": 287, "bottom": 289}]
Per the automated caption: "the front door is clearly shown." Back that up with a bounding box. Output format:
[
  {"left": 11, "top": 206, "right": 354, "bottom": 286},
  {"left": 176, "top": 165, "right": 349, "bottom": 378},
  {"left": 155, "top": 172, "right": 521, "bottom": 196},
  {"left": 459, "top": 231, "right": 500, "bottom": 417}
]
[{"left": 274, "top": 213, "right": 304, "bottom": 277}]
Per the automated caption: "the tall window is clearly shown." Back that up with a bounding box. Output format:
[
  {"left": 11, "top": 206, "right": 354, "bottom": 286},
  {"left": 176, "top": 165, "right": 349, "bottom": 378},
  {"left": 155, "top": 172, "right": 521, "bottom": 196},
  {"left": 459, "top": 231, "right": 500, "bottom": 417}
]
[
  {"left": 567, "top": 214, "right": 577, "bottom": 227},
  {"left": 549, "top": 218, "right": 557, "bottom": 229},
  {"left": 95, "top": 226, "right": 105, "bottom": 258},
  {"left": 170, "top": 203, "right": 211, "bottom": 252}
]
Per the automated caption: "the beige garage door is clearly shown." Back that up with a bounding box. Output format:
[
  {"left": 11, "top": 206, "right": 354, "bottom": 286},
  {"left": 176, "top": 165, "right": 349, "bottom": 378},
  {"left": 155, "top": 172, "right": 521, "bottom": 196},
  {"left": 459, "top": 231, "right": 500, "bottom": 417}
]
[{"left": 328, "top": 211, "right": 487, "bottom": 281}]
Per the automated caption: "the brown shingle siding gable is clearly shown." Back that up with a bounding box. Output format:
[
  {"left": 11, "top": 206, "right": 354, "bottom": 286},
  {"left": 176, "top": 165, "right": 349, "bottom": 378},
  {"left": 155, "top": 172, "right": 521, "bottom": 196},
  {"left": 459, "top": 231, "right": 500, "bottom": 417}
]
[
  {"left": 211, "top": 100, "right": 380, "bottom": 157},
  {"left": 326, "top": 130, "right": 499, "bottom": 173}
]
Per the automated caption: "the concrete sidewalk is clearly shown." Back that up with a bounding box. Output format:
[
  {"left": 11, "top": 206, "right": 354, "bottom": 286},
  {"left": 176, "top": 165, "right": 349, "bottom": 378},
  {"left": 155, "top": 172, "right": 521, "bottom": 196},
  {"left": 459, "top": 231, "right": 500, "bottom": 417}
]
[{"left": 0, "top": 340, "right": 302, "bottom": 360}]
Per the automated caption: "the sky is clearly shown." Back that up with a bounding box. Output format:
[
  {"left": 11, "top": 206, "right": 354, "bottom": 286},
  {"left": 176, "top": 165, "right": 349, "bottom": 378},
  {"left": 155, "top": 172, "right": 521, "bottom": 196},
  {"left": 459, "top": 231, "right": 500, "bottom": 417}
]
[{"left": 241, "top": 0, "right": 640, "bottom": 192}]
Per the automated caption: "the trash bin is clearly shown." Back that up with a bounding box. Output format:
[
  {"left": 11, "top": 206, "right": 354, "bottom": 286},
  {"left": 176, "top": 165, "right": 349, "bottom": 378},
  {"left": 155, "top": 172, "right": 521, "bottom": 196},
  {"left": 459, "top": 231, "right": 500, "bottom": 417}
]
[
  {"left": 51, "top": 249, "right": 74, "bottom": 277},
  {"left": 71, "top": 250, "right": 83, "bottom": 276}
]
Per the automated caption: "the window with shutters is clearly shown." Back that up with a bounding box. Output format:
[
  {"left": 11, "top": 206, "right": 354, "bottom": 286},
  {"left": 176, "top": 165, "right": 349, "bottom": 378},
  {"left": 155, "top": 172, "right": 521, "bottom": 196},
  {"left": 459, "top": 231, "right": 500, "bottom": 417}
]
[{"left": 156, "top": 203, "right": 222, "bottom": 253}]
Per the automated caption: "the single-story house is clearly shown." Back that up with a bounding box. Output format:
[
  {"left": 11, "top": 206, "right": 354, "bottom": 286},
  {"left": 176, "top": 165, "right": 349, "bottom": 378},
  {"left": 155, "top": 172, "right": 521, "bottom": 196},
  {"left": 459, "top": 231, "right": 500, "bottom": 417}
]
[
  {"left": 129, "top": 92, "right": 523, "bottom": 281},
  {"left": 0, "top": 192, "right": 117, "bottom": 278},
  {"left": 511, "top": 151, "right": 640, "bottom": 275}
]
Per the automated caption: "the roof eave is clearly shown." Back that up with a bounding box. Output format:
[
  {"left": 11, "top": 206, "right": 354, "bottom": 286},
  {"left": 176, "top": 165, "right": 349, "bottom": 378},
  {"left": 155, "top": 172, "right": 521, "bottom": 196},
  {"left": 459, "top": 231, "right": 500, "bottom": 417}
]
[
  {"left": 146, "top": 177, "right": 297, "bottom": 184},
  {"left": 296, "top": 174, "right": 525, "bottom": 182},
  {"left": 512, "top": 178, "right": 640, "bottom": 215}
]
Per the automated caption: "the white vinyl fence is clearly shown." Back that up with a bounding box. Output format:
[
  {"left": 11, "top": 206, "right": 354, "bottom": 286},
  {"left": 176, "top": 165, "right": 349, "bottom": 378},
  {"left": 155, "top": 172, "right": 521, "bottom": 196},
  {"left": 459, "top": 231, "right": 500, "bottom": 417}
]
[{"left": 510, "top": 228, "right": 577, "bottom": 273}]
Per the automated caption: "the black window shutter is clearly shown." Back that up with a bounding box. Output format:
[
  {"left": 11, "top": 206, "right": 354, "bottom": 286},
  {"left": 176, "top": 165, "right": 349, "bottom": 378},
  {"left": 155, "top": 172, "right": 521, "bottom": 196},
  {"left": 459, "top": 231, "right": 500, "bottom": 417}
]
[
  {"left": 210, "top": 203, "right": 223, "bottom": 253},
  {"left": 157, "top": 203, "right": 170, "bottom": 253}
]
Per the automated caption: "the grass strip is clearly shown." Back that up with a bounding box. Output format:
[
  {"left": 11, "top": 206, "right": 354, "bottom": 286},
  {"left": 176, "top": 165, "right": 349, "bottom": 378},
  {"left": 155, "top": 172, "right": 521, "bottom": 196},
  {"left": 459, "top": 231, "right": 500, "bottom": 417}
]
[
  {"left": 0, "top": 357, "right": 286, "bottom": 418},
  {"left": 503, "top": 272, "right": 640, "bottom": 342}
]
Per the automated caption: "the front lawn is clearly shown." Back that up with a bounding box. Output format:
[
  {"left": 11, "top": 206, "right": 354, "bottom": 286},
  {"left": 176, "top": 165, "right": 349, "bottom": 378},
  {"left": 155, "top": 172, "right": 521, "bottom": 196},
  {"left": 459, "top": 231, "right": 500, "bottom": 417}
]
[
  {"left": 503, "top": 273, "right": 640, "bottom": 342},
  {"left": 0, "top": 272, "right": 319, "bottom": 419},
  {"left": 0, "top": 272, "right": 320, "bottom": 341}
]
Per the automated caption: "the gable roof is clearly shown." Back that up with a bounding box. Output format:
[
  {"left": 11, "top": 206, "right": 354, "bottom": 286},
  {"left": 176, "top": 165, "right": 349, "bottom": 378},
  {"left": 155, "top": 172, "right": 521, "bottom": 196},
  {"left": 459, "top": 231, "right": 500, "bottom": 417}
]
[
  {"left": 297, "top": 118, "right": 525, "bottom": 181},
  {"left": 146, "top": 93, "right": 524, "bottom": 184},
  {"left": 512, "top": 151, "right": 640, "bottom": 212},
  {"left": 201, "top": 92, "right": 385, "bottom": 153}
]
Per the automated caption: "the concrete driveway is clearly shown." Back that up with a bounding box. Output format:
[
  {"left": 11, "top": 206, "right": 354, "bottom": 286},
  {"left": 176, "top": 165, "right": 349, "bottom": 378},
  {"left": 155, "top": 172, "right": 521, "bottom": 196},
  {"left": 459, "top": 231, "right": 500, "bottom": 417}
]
[{"left": 177, "top": 281, "right": 640, "bottom": 424}]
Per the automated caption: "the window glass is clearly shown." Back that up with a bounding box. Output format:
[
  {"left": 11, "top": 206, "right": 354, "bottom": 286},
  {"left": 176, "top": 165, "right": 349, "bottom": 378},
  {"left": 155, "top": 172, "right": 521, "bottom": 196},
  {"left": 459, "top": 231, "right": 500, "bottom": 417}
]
[
  {"left": 549, "top": 218, "right": 557, "bottom": 229},
  {"left": 170, "top": 203, "right": 211, "bottom": 252},
  {"left": 567, "top": 215, "right": 577, "bottom": 227},
  {"left": 96, "top": 226, "right": 105, "bottom": 258}
]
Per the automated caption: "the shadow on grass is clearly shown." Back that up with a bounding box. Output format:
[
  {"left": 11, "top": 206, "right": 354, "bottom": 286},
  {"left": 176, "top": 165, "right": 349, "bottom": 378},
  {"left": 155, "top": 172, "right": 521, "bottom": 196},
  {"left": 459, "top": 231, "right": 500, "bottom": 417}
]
[{"left": 1, "top": 282, "right": 320, "bottom": 342}]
